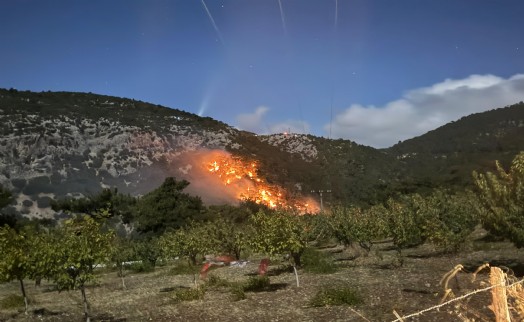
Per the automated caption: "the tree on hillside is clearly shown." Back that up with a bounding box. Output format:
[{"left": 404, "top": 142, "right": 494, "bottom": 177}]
[
  {"left": 51, "top": 188, "right": 137, "bottom": 223},
  {"left": 473, "top": 151, "right": 524, "bottom": 247},
  {"left": 0, "top": 184, "right": 11, "bottom": 209},
  {"left": 134, "top": 177, "right": 204, "bottom": 234},
  {"left": 0, "top": 185, "right": 17, "bottom": 228}
]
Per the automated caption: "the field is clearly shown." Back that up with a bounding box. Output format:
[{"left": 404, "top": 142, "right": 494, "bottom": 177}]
[{"left": 1, "top": 231, "right": 523, "bottom": 322}]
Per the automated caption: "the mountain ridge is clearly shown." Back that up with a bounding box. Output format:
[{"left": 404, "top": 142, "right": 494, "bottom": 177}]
[{"left": 1, "top": 88, "right": 523, "bottom": 218}]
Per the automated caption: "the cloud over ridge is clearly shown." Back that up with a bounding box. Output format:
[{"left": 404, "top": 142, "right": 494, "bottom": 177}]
[{"left": 327, "top": 74, "right": 524, "bottom": 148}]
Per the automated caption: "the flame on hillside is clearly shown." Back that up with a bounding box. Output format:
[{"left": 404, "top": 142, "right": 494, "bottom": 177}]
[{"left": 202, "top": 151, "right": 319, "bottom": 213}]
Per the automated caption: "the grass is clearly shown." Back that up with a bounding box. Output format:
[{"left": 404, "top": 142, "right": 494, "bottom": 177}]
[
  {"left": 309, "top": 286, "right": 363, "bottom": 307},
  {"left": 302, "top": 248, "right": 337, "bottom": 274},
  {"left": 0, "top": 294, "right": 25, "bottom": 310}
]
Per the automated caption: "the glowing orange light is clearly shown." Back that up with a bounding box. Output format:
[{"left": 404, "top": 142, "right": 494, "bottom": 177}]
[{"left": 205, "top": 154, "right": 319, "bottom": 213}]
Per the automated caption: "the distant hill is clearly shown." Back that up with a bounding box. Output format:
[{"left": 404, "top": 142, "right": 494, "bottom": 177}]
[{"left": 387, "top": 101, "right": 524, "bottom": 189}]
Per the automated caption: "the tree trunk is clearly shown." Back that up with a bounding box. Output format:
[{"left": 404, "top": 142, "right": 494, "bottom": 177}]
[
  {"left": 80, "top": 285, "right": 90, "bottom": 322},
  {"left": 291, "top": 252, "right": 302, "bottom": 268},
  {"left": 19, "top": 279, "right": 28, "bottom": 315}
]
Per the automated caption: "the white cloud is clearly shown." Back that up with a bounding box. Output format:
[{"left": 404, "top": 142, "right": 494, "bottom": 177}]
[
  {"left": 235, "top": 106, "right": 310, "bottom": 134},
  {"left": 236, "top": 106, "right": 269, "bottom": 133},
  {"left": 326, "top": 74, "right": 524, "bottom": 148}
]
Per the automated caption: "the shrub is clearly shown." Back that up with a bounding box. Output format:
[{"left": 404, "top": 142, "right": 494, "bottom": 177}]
[
  {"left": 242, "top": 276, "right": 271, "bottom": 292},
  {"left": 229, "top": 284, "right": 246, "bottom": 301},
  {"left": 171, "top": 287, "right": 206, "bottom": 303},
  {"left": 309, "top": 287, "right": 363, "bottom": 307},
  {"left": 301, "top": 248, "right": 337, "bottom": 274},
  {"left": 128, "top": 261, "right": 155, "bottom": 273}
]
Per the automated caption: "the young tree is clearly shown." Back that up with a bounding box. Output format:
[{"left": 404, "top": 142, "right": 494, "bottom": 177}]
[
  {"left": 420, "top": 190, "right": 479, "bottom": 252},
  {"left": 384, "top": 194, "right": 427, "bottom": 265},
  {"left": 325, "top": 205, "right": 388, "bottom": 252},
  {"left": 473, "top": 152, "right": 524, "bottom": 247},
  {"left": 159, "top": 221, "right": 214, "bottom": 266},
  {"left": 0, "top": 226, "right": 32, "bottom": 313},
  {"left": 51, "top": 214, "right": 114, "bottom": 322},
  {"left": 248, "top": 210, "right": 310, "bottom": 267},
  {"left": 207, "top": 217, "right": 248, "bottom": 260}
]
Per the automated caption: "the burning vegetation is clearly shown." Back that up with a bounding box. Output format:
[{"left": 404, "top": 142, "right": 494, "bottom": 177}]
[{"left": 205, "top": 151, "right": 319, "bottom": 213}]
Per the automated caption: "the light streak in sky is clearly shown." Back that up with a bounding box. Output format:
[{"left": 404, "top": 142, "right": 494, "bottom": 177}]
[
  {"left": 277, "top": 0, "right": 287, "bottom": 35},
  {"left": 201, "top": 0, "right": 224, "bottom": 44},
  {"left": 334, "top": 0, "right": 338, "bottom": 31}
]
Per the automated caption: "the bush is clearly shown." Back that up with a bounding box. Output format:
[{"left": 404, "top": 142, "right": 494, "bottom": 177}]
[
  {"left": 242, "top": 276, "right": 271, "bottom": 292},
  {"left": 309, "top": 287, "right": 363, "bottom": 307},
  {"left": 206, "top": 274, "right": 232, "bottom": 288},
  {"left": 171, "top": 287, "right": 206, "bottom": 303},
  {"left": 302, "top": 248, "right": 337, "bottom": 274},
  {"left": 128, "top": 261, "right": 155, "bottom": 273}
]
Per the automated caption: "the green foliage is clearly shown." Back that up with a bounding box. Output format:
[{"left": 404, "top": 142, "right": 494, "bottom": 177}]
[
  {"left": 159, "top": 221, "right": 214, "bottom": 265},
  {"left": 242, "top": 276, "right": 271, "bottom": 292},
  {"left": 132, "top": 238, "right": 161, "bottom": 268},
  {"left": 248, "top": 210, "right": 310, "bottom": 266},
  {"left": 52, "top": 188, "right": 137, "bottom": 224},
  {"left": 170, "top": 287, "right": 206, "bottom": 303},
  {"left": 229, "top": 284, "right": 247, "bottom": 301},
  {"left": 384, "top": 194, "right": 427, "bottom": 253},
  {"left": 51, "top": 214, "right": 114, "bottom": 291},
  {"left": 134, "top": 177, "right": 204, "bottom": 234},
  {"left": 110, "top": 236, "right": 136, "bottom": 277},
  {"left": 474, "top": 151, "right": 524, "bottom": 247},
  {"left": 325, "top": 205, "right": 388, "bottom": 250},
  {"left": 419, "top": 190, "right": 479, "bottom": 252},
  {"left": 309, "top": 286, "right": 363, "bottom": 307},
  {"left": 205, "top": 275, "right": 232, "bottom": 288},
  {"left": 301, "top": 248, "right": 337, "bottom": 274},
  {"left": 0, "top": 226, "right": 31, "bottom": 283},
  {"left": 206, "top": 217, "right": 249, "bottom": 260},
  {"left": 0, "top": 184, "right": 12, "bottom": 209}
]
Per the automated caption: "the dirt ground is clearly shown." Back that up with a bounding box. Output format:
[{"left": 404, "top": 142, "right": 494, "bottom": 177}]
[{"left": 1, "top": 234, "right": 524, "bottom": 322}]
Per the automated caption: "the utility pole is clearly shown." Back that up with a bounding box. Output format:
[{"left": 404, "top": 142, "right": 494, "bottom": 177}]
[{"left": 310, "top": 189, "right": 331, "bottom": 212}]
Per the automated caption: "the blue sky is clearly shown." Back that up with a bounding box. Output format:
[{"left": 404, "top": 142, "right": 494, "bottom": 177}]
[{"left": 1, "top": 0, "right": 523, "bottom": 147}]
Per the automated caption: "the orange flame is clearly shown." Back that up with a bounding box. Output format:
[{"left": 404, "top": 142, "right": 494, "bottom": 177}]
[{"left": 206, "top": 154, "right": 318, "bottom": 213}]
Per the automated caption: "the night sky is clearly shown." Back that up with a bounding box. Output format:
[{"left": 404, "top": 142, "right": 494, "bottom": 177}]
[{"left": 2, "top": 0, "right": 523, "bottom": 147}]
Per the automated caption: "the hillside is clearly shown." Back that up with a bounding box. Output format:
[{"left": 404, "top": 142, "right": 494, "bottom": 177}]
[
  {"left": 0, "top": 89, "right": 401, "bottom": 218},
  {"left": 387, "top": 101, "right": 524, "bottom": 189}
]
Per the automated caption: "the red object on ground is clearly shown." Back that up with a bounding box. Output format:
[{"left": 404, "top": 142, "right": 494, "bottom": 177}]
[
  {"left": 200, "top": 262, "right": 213, "bottom": 279},
  {"left": 258, "top": 258, "right": 270, "bottom": 276}
]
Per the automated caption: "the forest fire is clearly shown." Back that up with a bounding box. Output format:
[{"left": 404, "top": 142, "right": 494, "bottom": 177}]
[{"left": 205, "top": 153, "right": 319, "bottom": 213}]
